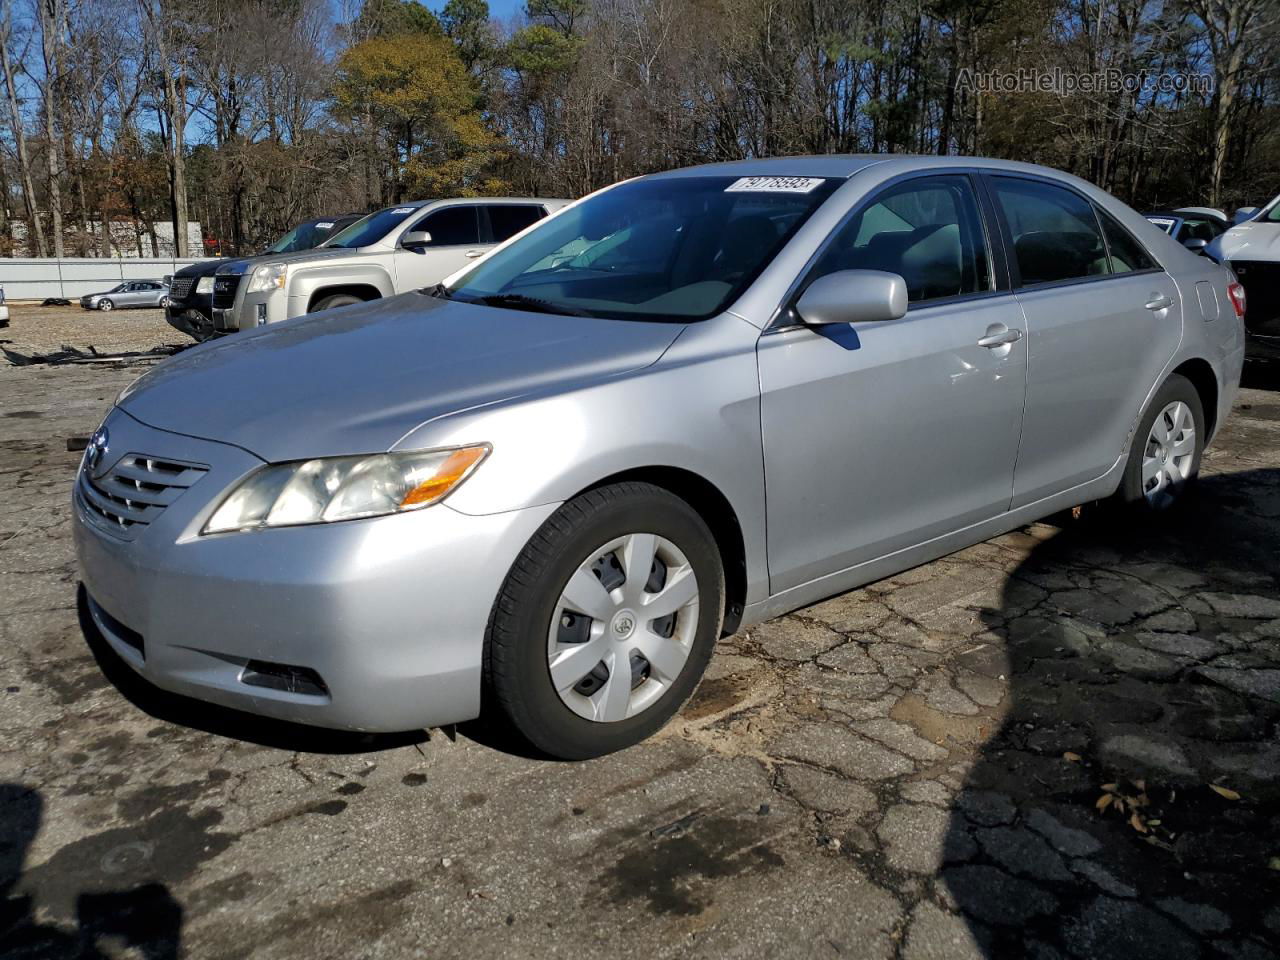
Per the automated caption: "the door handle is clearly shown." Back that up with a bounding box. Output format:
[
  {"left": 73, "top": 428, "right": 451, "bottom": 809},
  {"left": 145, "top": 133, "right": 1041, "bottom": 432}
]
[
  {"left": 1145, "top": 295, "right": 1173, "bottom": 311},
  {"left": 977, "top": 327, "right": 1023, "bottom": 348},
  {"left": 464, "top": 249, "right": 485, "bottom": 259}
]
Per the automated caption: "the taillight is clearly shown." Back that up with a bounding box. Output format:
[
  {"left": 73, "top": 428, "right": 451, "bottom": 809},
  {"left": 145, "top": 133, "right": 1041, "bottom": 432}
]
[{"left": 1226, "top": 281, "right": 1246, "bottom": 318}]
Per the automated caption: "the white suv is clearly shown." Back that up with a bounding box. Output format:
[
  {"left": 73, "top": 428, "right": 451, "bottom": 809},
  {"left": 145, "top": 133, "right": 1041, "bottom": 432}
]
[{"left": 211, "top": 197, "right": 569, "bottom": 333}]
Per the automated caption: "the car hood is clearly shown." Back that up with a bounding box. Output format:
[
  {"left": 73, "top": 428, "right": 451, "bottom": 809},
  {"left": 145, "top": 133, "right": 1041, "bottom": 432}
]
[
  {"left": 174, "top": 259, "right": 232, "bottom": 279},
  {"left": 117, "top": 293, "right": 685, "bottom": 462},
  {"left": 220, "top": 245, "right": 380, "bottom": 273},
  {"left": 1212, "top": 220, "right": 1280, "bottom": 263}
]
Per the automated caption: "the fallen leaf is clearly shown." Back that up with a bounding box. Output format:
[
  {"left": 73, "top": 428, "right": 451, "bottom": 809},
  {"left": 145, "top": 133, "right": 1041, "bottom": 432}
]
[
  {"left": 1101, "top": 783, "right": 1118, "bottom": 793},
  {"left": 1134, "top": 780, "right": 1145, "bottom": 791},
  {"left": 1269, "top": 857, "right": 1280, "bottom": 872},
  {"left": 1063, "top": 752, "right": 1082, "bottom": 763},
  {"left": 1210, "top": 784, "right": 1241, "bottom": 801},
  {"left": 1096, "top": 794, "right": 1114, "bottom": 811},
  {"left": 1129, "top": 812, "right": 1148, "bottom": 834}
]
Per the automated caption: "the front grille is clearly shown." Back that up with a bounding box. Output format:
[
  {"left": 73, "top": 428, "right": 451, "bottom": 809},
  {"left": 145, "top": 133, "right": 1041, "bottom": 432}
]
[
  {"left": 1233, "top": 261, "right": 1280, "bottom": 332},
  {"left": 212, "top": 275, "right": 241, "bottom": 309},
  {"left": 78, "top": 453, "right": 208, "bottom": 539},
  {"left": 169, "top": 277, "right": 195, "bottom": 301}
]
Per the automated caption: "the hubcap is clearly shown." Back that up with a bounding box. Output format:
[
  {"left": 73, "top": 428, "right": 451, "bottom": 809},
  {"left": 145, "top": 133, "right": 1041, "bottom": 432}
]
[
  {"left": 1142, "top": 400, "right": 1196, "bottom": 508},
  {"left": 547, "top": 533, "right": 699, "bottom": 723}
]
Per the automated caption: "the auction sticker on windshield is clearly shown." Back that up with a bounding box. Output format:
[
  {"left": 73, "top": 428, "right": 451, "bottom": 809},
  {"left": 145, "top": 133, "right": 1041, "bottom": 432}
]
[{"left": 725, "top": 176, "right": 825, "bottom": 193}]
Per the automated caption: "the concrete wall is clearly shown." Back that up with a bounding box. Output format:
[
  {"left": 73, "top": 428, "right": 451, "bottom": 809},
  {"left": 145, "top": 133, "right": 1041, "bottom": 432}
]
[
  {"left": 0, "top": 257, "right": 218, "bottom": 301},
  {"left": 8, "top": 220, "right": 205, "bottom": 259}
]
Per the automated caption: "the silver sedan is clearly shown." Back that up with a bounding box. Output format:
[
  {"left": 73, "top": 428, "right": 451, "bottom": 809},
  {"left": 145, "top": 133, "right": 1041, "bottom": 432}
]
[
  {"left": 80, "top": 280, "right": 171, "bottom": 311},
  {"left": 74, "top": 156, "right": 1245, "bottom": 758}
]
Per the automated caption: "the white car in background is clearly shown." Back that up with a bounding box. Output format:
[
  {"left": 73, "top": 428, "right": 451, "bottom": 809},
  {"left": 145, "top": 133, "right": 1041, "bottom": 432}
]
[
  {"left": 1207, "top": 192, "right": 1280, "bottom": 360},
  {"left": 209, "top": 197, "right": 570, "bottom": 333},
  {"left": 0, "top": 284, "right": 8, "bottom": 327}
]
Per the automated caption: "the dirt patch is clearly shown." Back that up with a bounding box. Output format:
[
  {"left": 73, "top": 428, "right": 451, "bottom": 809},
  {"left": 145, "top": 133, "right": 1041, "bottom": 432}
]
[{"left": 1, "top": 303, "right": 188, "bottom": 360}]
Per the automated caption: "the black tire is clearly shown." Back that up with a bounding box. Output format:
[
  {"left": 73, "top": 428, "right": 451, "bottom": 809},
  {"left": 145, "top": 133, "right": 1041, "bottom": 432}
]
[
  {"left": 311, "top": 293, "right": 364, "bottom": 312},
  {"left": 159, "top": 295, "right": 171, "bottom": 308},
  {"left": 1117, "top": 373, "right": 1204, "bottom": 511},
  {"left": 485, "top": 482, "right": 725, "bottom": 760},
  {"left": 98, "top": 299, "right": 114, "bottom": 312}
]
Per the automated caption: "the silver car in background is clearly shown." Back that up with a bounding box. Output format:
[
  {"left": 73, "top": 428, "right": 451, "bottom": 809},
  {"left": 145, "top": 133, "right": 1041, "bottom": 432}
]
[
  {"left": 79, "top": 280, "right": 171, "bottom": 312},
  {"left": 74, "top": 156, "right": 1244, "bottom": 759}
]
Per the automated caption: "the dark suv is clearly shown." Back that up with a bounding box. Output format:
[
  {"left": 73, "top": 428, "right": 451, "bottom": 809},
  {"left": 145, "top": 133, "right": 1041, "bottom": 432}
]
[{"left": 166, "top": 213, "right": 365, "bottom": 341}]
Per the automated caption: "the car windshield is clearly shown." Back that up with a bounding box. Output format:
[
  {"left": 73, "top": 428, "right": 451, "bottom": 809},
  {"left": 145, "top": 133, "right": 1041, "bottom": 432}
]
[
  {"left": 265, "top": 222, "right": 316, "bottom": 254},
  {"left": 446, "top": 176, "right": 840, "bottom": 322},
  {"left": 324, "top": 206, "right": 419, "bottom": 248},
  {"left": 1263, "top": 195, "right": 1280, "bottom": 223}
]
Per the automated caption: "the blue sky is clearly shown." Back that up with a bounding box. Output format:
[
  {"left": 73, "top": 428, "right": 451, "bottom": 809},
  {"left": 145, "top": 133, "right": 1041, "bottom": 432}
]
[{"left": 424, "top": 0, "right": 528, "bottom": 20}]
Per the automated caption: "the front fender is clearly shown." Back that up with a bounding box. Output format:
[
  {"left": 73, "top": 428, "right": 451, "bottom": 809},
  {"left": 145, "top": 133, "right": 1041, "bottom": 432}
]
[
  {"left": 393, "top": 318, "right": 772, "bottom": 604},
  {"left": 285, "top": 263, "right": 396, "bottom": 317}
]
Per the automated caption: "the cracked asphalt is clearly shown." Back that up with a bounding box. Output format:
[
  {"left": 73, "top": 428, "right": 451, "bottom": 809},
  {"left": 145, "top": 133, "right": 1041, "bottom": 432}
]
[{"left": 2, "top": 357, "right": 1279, "bottom": 959}]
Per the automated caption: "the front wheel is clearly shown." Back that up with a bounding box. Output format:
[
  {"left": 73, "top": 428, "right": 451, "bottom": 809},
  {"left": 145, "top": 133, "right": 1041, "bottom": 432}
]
[
  {"left": 485, "top": 482, "right": 725, "bottom": 759},
  {"left": 311, "top": 293, "right": 364, "bottom": 312},
  {"left": 98, "top": 299, "right": 114, "bottom": 312},
  {"left": 159, "top": 296, "right": 171, "bottom": 308},
  {"left": 1118, "top": 373, "right": 1204, "bottom": 511}
]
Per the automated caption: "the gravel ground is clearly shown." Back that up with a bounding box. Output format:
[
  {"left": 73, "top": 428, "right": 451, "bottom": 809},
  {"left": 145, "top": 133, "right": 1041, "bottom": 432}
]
[
  {"left": 0, "top": 303, "right": 188, "bottom": 361},
  {"left": 1, "top": 358, "right": 1279, "bottom": 959}
]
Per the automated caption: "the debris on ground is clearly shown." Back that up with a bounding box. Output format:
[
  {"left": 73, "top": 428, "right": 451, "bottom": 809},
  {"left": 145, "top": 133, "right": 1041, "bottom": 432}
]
[{"left": 2, "top": 343, "right": 184, "bottom": 367}]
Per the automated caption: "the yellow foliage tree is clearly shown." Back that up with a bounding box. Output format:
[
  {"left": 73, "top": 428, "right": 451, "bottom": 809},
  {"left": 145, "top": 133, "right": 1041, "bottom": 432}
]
[{"left": 334, "top": 33, "right": 506, "bottom": 200}]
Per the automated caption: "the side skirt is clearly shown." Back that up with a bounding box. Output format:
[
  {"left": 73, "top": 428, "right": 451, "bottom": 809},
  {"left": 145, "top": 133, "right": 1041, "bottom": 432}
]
[{"left": 740, "top": 455, "right": 1125, "bottom": 628}]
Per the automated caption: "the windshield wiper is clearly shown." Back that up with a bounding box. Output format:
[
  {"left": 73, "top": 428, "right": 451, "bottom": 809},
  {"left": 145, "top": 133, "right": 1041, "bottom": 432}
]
[
  {"left": 465, "top": 293, "right": 594, "bottom": 317},
  {"left": 427, "top": 283, "right": 451, "bottom": 300}
]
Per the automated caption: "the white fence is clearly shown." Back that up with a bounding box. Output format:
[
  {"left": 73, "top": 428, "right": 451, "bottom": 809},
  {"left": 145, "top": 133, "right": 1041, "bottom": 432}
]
[{"left": 0, "top": 257, "right": 217, "bottom": 301}]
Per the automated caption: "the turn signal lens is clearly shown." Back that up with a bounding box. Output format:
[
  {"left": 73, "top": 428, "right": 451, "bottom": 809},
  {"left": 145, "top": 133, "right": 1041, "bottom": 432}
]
[{"left": 401, "top": 446, "right": 488, "bottom": 506}]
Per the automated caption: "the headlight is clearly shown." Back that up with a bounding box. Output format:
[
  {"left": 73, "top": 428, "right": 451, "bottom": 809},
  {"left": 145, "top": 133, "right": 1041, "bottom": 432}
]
[
  {"left": 246, "top": 262, "right": 287, "bottom": 294},
  {"left": 203, "top": 445, "right": 490, "bottom": 534},
  {"left": 196, "top": 276, "right": 215, "bottom": 294}
]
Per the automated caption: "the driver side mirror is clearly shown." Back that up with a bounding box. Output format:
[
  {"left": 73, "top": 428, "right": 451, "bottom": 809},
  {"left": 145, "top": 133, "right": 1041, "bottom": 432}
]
[
  {"left": 402, "top": 230, "right": 432, "bottom": 252},
  {"left": 795, "top": 270, "right": 909, "bottom": 326},
  {"left": 1182, "top": 238, "right": 1208, "bottom": 253},
  {"left": 1233, "top": 207, "right": 1258, "bottom": 224}
]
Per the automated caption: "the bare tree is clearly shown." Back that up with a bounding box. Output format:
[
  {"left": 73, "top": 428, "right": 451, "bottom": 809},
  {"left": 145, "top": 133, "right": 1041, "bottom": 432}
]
[
  {"left": 138, "top": 0, "right": 193, "bottom": 256},
  {"left": 0, "top": 6, "right": 47, "bottom": 256}
]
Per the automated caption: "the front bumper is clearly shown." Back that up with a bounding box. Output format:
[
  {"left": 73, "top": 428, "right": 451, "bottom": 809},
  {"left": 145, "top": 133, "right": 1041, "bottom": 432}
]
[
  {"left": 164, "top": 305, "right": 215, "bottom": 341},
  {"left": 73, "top": 407, "right": 557, "bottom": 732}
]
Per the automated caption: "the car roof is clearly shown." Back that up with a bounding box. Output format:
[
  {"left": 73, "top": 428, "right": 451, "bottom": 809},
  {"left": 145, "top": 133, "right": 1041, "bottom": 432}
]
[
  {"left": 641, "top": 154, "right": 1122, "bottom": 185},
  {"left": 1173, "top": 206, "right": 1227, "bottom": 220},
  {"left": 399, "top": 197, "right": 570, "bottom": 210}
]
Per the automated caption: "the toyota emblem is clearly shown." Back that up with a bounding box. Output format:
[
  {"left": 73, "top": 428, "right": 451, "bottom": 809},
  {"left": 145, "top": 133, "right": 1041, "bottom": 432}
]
[{"left": 85, "top": 426, "right": 109, "bottom": 475}]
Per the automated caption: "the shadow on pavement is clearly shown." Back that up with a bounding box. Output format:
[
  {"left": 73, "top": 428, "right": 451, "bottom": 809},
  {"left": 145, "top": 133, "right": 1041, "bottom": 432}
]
[
  {"left": 77, "top": 586, "right": 428, "bottom": 755},
  {"left": 0, "top": 783, "right": 184, "bottom": 959},
  {"left": 944, "top": 468, "right": 1280, "bottom": 958}
]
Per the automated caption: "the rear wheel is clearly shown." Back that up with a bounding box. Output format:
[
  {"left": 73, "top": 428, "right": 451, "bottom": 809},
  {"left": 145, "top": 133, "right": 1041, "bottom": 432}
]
[
  {"left": 486, "top": 482, "right": 724, "bottom": 759},
  {"left": 311, "top": 293, "right": 364, "bottom": 312},
  {"left": 1118, "top": 373, "right": 1204, "bottom": 511},
  {"left": 98, "top": 299, "right": 114, "bottom": 312}
]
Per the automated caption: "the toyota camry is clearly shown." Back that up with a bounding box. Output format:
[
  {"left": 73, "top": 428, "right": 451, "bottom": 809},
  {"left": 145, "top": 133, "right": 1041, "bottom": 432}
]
[{"left": 74, "top": 156, "right": 1245, "bottom": 759}]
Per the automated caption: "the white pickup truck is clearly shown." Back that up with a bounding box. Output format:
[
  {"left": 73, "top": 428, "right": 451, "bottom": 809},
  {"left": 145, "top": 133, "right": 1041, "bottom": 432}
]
[{"left": 210, "top": 196, "right": 570, "bottom": 333}]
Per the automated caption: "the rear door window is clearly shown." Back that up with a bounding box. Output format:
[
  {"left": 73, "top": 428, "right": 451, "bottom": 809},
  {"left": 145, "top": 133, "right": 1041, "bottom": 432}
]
[
  {"left": 416, "top": 206, "right": 480, "bottom": 246},
  {"left": 486, "top": 205, "right": 545, "bottom": 242},
  {"left": 1095, "top": 209, "right": 1157, "bottom": 273},
  {"left": 991, "top": 177, "right": 1109, "bottom": 285}
]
